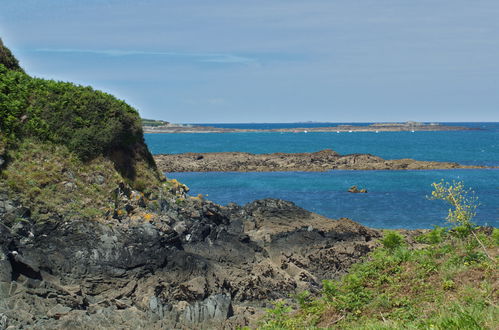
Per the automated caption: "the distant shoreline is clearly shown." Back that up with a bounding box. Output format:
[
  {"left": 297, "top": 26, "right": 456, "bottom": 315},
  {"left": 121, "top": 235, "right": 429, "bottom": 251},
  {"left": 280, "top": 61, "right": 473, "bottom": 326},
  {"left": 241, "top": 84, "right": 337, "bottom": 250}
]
[{"left": 143, "top": 122, "right": 477, "bottom": 133}]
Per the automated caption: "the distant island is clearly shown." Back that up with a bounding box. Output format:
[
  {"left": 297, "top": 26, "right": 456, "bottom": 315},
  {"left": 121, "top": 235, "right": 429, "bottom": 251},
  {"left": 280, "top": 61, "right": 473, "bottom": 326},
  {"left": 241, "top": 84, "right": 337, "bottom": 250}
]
[{"left": 142, "top": 121, "right": 477, "bottom": 133}]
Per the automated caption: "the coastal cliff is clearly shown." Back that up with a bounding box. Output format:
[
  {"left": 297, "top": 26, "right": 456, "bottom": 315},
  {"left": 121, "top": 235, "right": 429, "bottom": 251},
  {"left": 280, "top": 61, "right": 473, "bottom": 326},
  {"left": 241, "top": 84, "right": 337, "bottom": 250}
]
[
  {"left": 0, "top": 38, "right": 380, "bottom": 329},
  {"left": 154, "top": 149, "right": 483, "bottom": 172}
]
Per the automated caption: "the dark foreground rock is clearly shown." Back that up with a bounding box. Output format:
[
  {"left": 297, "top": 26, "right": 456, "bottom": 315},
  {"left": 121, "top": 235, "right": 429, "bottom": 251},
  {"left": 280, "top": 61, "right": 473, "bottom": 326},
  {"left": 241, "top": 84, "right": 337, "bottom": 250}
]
[
  {"left": 0, "top": 190, "right": 380, "bottom": 329},
  {"left": 154, "top": 149, "right": 485, "bottom": 172}
]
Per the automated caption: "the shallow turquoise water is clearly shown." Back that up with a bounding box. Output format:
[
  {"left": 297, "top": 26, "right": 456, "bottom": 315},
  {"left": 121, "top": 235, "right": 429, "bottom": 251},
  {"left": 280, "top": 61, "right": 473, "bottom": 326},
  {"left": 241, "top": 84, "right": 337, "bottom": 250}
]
[{"left": 145, "top": 122, "right": 499, "bottom": 229}]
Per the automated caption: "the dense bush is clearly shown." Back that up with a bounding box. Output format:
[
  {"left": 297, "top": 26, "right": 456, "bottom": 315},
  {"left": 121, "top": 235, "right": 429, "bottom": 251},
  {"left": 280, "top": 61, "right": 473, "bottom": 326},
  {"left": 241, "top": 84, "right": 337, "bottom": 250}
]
[
  {"left": 0, "top": 64, "right": 144, "bottom": 160},
  {"left": 0, "top": 38, "right": 23, "bottom": 72},
  {"left": 380, "top": 230, "right": 405, "bottom": 250}
]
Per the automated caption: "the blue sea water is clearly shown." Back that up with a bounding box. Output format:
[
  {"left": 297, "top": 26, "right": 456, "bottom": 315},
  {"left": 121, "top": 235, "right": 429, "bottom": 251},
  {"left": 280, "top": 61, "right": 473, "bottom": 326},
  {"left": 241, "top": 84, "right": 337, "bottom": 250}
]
[
  {"left": 145, "top": 122, "right": 499, "bottom": 229},
  {"left": 146, "top": 123, "right": 499, "bottom": 166}
]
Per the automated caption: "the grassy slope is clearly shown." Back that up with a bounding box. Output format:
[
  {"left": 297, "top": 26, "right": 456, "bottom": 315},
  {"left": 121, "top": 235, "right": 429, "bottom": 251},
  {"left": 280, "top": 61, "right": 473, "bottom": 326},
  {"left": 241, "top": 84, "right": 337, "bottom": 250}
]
[
  {"left": 0, "top": 38, "right": 165, "bottom": 223},
  {"left": 259, "top": 228, "right": 498, "bottom": 329}
]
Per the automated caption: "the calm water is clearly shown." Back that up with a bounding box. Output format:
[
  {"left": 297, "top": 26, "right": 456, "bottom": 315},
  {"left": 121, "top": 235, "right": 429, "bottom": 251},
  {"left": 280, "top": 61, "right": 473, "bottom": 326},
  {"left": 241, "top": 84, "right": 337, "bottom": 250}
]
[
  {"left": 145, "top": 122, "right": 499, "bottom": 229},
  {"left": 146, "top": 123, "right": 499, "bottom": 166}
]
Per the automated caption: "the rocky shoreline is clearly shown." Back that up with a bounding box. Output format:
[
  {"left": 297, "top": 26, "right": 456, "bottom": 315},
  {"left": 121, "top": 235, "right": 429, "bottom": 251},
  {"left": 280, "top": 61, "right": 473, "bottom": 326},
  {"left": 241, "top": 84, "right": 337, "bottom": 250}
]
[
  {"left": 1, "top": 188, "right": 384, "bottom": 329},
  {"left": 1, "top": 38, "right": 392, "bottom": 329},
  {"left": 144, "top": 122, "right": 476, "bottom": 134},
  {"left": 154, "top": 149, "right": 485, "bottom": 172}
]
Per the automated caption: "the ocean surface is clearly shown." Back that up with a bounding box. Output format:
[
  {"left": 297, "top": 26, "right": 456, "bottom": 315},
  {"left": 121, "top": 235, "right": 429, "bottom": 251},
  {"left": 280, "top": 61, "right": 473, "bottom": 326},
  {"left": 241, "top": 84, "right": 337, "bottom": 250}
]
[{"left": 145, "top": 122, "right": 499, "bottom": 229}]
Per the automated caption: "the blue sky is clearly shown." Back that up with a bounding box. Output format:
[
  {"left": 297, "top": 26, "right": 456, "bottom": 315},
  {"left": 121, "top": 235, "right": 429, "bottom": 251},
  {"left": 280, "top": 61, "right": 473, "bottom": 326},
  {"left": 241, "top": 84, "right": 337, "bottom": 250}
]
[{"left": 1, "top": 0, "right": 498, "bottom": 123}]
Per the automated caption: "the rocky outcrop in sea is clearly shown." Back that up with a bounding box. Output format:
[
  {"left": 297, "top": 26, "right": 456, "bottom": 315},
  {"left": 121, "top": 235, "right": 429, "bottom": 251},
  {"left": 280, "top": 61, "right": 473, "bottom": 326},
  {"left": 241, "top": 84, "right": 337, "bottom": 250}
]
[{"left": 154, "top": 149, "right": 484, "bottom": 172}]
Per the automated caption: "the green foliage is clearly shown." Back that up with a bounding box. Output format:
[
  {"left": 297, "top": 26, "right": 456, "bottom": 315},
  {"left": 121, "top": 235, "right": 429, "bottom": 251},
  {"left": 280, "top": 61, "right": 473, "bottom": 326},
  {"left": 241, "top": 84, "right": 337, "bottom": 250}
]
[
  {"left": 436, "top": 308, "right": 483, "bottom": 329},
  {"left": 416, "top": 226, "right": 447, "bottom": 244},
  {"left": 442, "top": 279, "right": 455, "bottom": 291},
  {"left": 260, "top": 183, "right": 496, "bottom": 329},
  {"left": 429, "top": 180, "right": 478, "bottom": 232},
  {"left": 493, "top": 228, "right": 499, "bottom": 246},
  {"left": 0, "top": 64, "right": 144, "bottom": 161},
  {"left": 0, "top": 140, "right": 123, "bottom": 222},
  {"left": 259, "top": 301, "right": 295, "bottom": 329},
  {"left": 0, "top": 42, "right": 163, "bottom": 193},
  {"left": 295, "top": 291, "right": 313, "bottom": 309},
  {"left": 260, "top": 229, "right": 498, "bottom": 329},
  {"left": 0, "top": 38, "right": 23, "bottom": 71},
  {"left": 380, "top": 230, "right": 405, "bottom": 250},
  {"left": 322, "top": 279, "right": 340, "bottom": 301},
  {"left": 0, "top": 66, "right": 31, "bottom": 138}
]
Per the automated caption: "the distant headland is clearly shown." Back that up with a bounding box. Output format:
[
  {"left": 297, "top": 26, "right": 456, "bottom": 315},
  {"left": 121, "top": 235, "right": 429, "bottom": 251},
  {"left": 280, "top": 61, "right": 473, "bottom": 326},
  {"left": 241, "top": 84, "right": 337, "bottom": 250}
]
[{"left": 142, "top": 120, "right": 477, "bottom": 133}]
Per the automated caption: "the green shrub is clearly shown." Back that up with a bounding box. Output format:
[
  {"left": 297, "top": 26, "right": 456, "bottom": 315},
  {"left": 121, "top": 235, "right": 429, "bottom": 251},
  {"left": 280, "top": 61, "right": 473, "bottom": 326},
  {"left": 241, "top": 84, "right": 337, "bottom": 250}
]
[
  {"left": 260, "top": 301, "right": 293, "bottom": 329},
  {"left": 437, "top": 309, "right": 483, "bottom": 329},
  {"left": 416, "top": 225, "right": 447, "bottom": 244},
  {"left": 0, "top": 38, "right": 23, "bottom": 71},
  {"left": 322, "top": 279, "right": 340, "bottom": 301},
  {"left": 295, "top": 291, "right": 312, "bottom": 309},
  {"left": 429, "top": 180, "right": 478, "bottom": 233},
  {"left": 492, "top": 228, "right": 499, "bottom": 246},
  {"left": 0, "top": 65, "right": 144, "bottom": 161},
  {"left": 381, "top": 230, "right": 405, "bottom": 250},
  {"left": 1, "top": 43, "right": 162, "bottom": 187}
]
